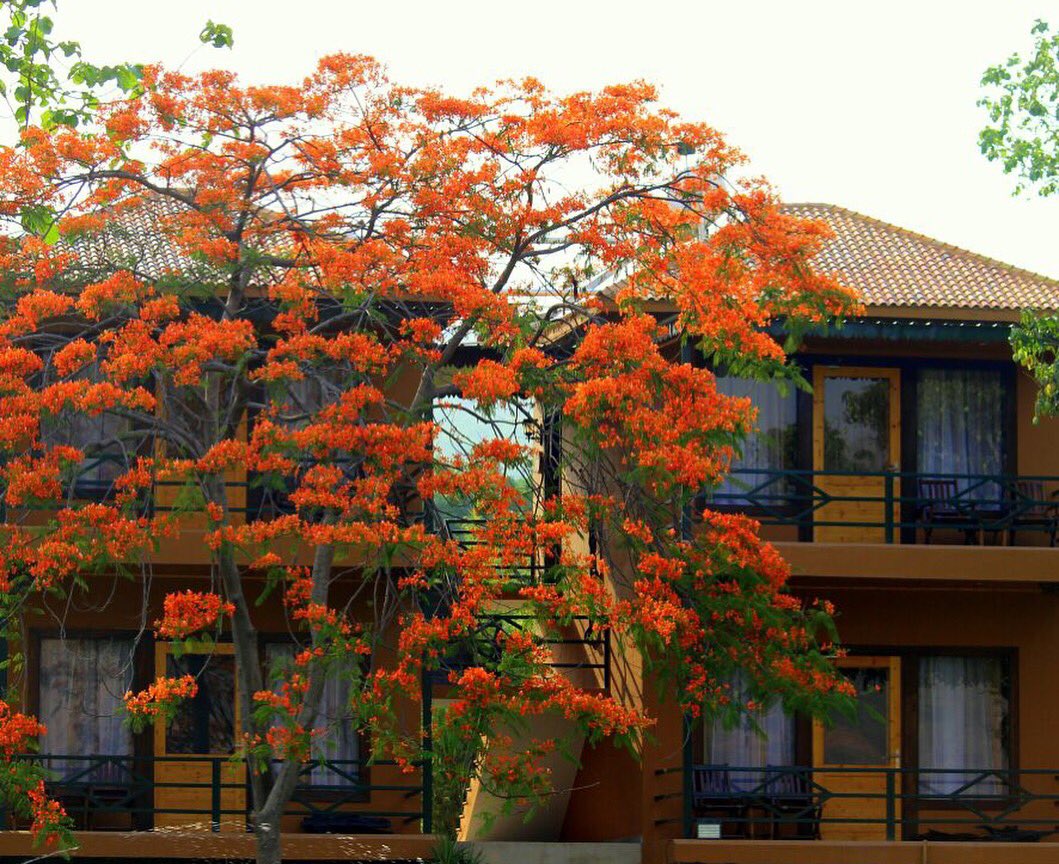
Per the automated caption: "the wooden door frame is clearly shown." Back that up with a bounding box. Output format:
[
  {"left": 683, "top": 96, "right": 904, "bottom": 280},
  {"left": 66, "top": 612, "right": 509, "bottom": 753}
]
[
  {"left": 154, "top": 641, "right": 240, "bottom": 758},
  {"left": 813, "top": 655, "right": 902, "bottom": 769},
  {"left": 812, "top": 366, "right": 902, "bottom": 474}
]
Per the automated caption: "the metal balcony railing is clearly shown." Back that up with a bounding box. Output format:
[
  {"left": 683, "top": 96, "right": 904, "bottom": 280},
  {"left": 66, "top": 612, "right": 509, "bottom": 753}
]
[
  {"left": 706, "top": 469, "right": 1059, "bottom": 545},
  {"left": 681, "top": 764, "right": 1059, "bottom": 842},
  {"left": 0, "top": 753, "right": 429, "bottom": 834}
]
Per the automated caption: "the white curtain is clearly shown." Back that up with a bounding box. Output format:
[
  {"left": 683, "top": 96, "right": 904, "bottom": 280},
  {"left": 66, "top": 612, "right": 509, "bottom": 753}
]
[
  {"left": 713, "top": 377, "right": 797, "bottom": 505},
  {"left": 917, "top": 369, "right": 1004, "bottom": 499},
  {"left": 918, "top": 656, "right": 1008, "bottom": 795},
  {"left": 266, "top": 644, "right": 360, "bottom": 786},
  {"left": 38, "top": 637, "right": 134, "bottom": 781},
  {"left": 705, "top": 675, "right": 795, "bottom": 791}
]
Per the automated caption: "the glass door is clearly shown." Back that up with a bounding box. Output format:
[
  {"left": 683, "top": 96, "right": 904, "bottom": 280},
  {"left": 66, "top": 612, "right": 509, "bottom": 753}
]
[
  {"left": 153, "top": 643, "right": 245, "bottom": 831},
  {"left": 813, "top": 367, "right": 901, "bottom": 542},
  {"left": 813, "top": 656, "right": 902, "bottom": 840}
]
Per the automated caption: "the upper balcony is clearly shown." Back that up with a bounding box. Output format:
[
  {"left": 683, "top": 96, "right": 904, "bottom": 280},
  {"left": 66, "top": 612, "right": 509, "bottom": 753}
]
[
  {"left": 706, "top": 358, "right": 1059, "bottom": 581},
  {"left": 710, "top": 467, "right": 1058, "bottom": 547}
]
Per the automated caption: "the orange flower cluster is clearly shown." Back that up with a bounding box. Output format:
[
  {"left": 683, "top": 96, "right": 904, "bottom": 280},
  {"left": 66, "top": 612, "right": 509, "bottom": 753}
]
[
  {"left": 155, "top": 591, "right": 235, "bottom": 639},
  {"left": 123, "top": 675, "right": 198, "bottom": 724}
]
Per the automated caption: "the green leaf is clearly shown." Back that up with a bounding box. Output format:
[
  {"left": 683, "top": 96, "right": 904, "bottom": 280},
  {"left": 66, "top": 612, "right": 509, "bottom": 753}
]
[{"left": 199, "top": 20, "right": 234, "bottom": 49}]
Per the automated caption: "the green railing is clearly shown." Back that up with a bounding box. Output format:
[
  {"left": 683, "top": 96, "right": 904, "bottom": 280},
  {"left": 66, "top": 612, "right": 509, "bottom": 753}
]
[
  {"left": 708, "top": 469, "right": 1059, "bottom": 545},
  {"left": 682, "top": 764, "right": 1059, "bottom": 842},
  {"left": 0, "top": 753, "right": 429, "bottom": 834}
]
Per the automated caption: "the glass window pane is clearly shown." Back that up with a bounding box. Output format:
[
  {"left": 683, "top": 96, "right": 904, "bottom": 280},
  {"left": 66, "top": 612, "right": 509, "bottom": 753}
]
[
  {"left": 713, "top": 377, "right": 798, "bottom": 505},
  {"left": 38, "top": 637, "right": 134, "bottom": 781},
  {"left": 823, "top": 377, "right": 890, "bottom": 472},
  {"left": 918, "top": 656, "right": 1009, "bottom": 795},
  {"left": 265, "top": 643, "right": 360, "bottom": 786},
  {"left": 432, "top": 395, "right": 535, "bottom": 525},
  {"left": 165, "top": 653, "right": 236, "bottom": 755},
  {"left": 823, "top": 666, "right": 889, "bottom": 765},
  {"left": 916, "top": 369, "right": 1004, "bottom": 498}
]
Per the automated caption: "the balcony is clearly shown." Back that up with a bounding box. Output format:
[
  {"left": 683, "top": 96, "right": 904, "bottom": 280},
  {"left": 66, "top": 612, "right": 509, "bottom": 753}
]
[
  {"left": 670, "top": 764, "right": 1059, "bottom": 863},
  {"left": 708, "top": 469, "right": 1059, "bottom": 547},
  {"left": 0, "top": 753, "right": 430, "bottom": 835}
]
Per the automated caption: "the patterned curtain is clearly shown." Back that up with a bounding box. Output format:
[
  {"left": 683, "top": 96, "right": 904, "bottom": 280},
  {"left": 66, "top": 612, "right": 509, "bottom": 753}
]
[
  {"left": 38, "top": 637, "right": 135, "bottom": 781},
  {"left": 713, "top": 377, "right": 798, "bottom": 506},
  {"left": 704, "top": 674, "right": 796, "bottom": 791}
]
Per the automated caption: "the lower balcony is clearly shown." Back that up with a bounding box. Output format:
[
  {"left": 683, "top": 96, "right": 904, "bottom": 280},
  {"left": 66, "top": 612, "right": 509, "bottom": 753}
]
[
  {"left": 677, "top": 764, "right": 1059, "bottom": 863},
  {"left": 0, "top": 753, "right": 433, "bottom": 859}
]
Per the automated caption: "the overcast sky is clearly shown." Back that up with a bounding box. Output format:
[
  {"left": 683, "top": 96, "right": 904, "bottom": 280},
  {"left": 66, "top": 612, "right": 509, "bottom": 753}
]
[{"left": 50, "top": 0, "right": 1059, "bottom": 278}]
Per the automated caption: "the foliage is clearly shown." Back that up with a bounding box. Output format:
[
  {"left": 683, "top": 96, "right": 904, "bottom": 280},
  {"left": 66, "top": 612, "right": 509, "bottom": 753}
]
[
  {"left": 1011, "top": 309, "right": 1059, "bottom": 419},
  {"left": 0, "top": 0, "right": 142, "bottom": 129},
  {"left": 430, "top": 835, "right": 484, "bottom": 864},
  {"left": 980, "top": 19, "right": 1059, "bottom": 197},
  {"left": 979, "top": 20, "right": 1059, "bottom": 417},
  {"left": 431, "top": 704, "right": 483, "bottom": 838},
  {"left": 0, "top": 55, "right": 858, "bottom": 860}
]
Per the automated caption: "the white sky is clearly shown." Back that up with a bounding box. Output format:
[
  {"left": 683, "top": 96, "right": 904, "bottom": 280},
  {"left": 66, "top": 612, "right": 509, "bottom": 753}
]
[{"left": 50, "top": 0, "right": 1059, "bottom": 278}]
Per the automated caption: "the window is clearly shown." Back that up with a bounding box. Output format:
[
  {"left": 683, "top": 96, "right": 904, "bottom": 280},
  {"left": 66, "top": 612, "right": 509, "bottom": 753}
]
[
  {"left": 40, "top": 360, "right": 133, "bottom": 495},
  {"left": 250, "top": 372, "right": 353, "bottom": 520},
  {"left": 38, "top": 636, "right": 135, "bottom": 781},
  {"left": 164, "top": 651, "right": 236, "bottom": 755},
  {"left": 822, "top": 376, "right": 890, "bottom": 473},
  {"left": 431, "top": 394, "right": 535, "bottom": 526},
  {"left": 917, "top": 369, "right": 1005, "bottom": 497},
  {"left": 712, "top": 377, "right": 798, "bottom": 506},
  {"left": 918, "top": 655, "right": 1011, "bottom": 796},
  {"left": 265, "top": 643, "right": 361, "bottom": 787},
  {"left": 704, "top": 674, "right": 796, "bottom": 790}
]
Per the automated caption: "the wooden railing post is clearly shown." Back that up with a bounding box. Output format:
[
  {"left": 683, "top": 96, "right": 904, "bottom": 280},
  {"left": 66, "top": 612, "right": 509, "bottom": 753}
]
[{"left": 682, "top": 715, "right": 693, "bottom": 840}]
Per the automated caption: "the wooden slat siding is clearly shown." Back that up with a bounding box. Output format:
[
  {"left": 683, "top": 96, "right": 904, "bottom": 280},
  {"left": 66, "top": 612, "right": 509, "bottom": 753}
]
[
  {"left": 0, "top": 830, "right": 437, "bottom": 860},
  {"left": 812, "top": 367, "right": 901, "bottom": 544}
]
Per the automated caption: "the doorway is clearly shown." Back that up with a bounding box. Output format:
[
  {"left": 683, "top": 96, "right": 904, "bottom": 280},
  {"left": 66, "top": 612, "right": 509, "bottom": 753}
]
[
  {"left": 813, "top": 655, "right": 902, "bottom": 840},
  {"left": 813, "top": 366, "right": 901, "bottom": 542},
  {"left": 153, "top": 642, "right": 246, "bottom": 831}
]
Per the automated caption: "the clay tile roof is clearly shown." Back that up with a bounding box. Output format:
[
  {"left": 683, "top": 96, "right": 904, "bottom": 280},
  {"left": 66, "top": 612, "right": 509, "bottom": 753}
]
[
  {"left": 783, "top": 203, "right": 1059, "bottom": 313},
  {"left": 68, "top": 194, "right": 213, "bottom": 281}
]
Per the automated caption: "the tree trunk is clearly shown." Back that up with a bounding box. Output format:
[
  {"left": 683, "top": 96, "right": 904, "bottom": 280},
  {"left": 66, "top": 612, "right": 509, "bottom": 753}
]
[{"left": 254, "top": 812, "right": 282, "bottom": 864}]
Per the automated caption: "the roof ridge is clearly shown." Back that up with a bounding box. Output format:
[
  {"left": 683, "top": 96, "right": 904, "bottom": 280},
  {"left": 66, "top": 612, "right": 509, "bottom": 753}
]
[{"left": 785, "top": 201, "right": 1059, "bottom": 289}]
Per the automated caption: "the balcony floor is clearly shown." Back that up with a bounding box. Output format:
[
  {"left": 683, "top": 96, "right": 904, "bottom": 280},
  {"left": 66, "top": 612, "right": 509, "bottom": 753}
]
[
  {"left": 0, "top": 829, "right": 435, "bottom": 861},
  {"left": 777, "top": 540, "right": 1059, "bottom": 585},
  {"left": 670, "top": 839, "right": 1059, "bottom": 864}
]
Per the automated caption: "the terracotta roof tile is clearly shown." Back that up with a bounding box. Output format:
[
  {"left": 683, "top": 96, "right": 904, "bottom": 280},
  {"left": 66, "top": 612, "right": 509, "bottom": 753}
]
[{"left": 784, "top": 203, "right": 1059, "bottom": 313}]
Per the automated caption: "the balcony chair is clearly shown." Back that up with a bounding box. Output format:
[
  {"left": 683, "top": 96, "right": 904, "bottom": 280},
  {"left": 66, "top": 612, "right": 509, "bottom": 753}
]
[
  {"left": 761, "top": 767, "right": 821, "bottom": 840},
  {"left": 1007, "top": 480, "right": 1059, "bottom": 547},
  {"left": 916, "top": 478, "right": 981, "bottom": 545},
  {"left": 691, "top": 768, "right": 748, "bottom": 839}
]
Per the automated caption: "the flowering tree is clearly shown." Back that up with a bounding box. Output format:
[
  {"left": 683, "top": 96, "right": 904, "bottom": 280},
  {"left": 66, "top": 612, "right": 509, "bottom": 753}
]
[{"left": 0, "top": 56, "right": 857, "bottom": 862}]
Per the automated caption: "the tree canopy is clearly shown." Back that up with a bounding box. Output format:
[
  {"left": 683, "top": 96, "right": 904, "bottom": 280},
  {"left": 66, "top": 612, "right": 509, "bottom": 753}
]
[
  {"left": 980, "top": 19, "right": 1059, "bottom": 418},
  {"left": 0, "top": 55, "right": 856, "bottom": 859}
]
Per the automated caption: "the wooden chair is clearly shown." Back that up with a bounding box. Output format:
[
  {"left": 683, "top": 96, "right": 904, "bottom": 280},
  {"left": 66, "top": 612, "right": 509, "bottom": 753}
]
[
  {"left": 763, "top": 768, "right": 821, "bottom": 840},
  {"left": 1008, "top": 480, "right": 1059, "bottom": 547},
  {"left": 691, "top": 768, "right": 748, "bottom": 839},
  {"left": 917, "top": 478, "right": 980, "bottom": 544}
]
